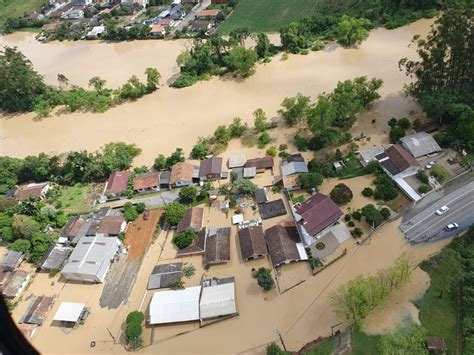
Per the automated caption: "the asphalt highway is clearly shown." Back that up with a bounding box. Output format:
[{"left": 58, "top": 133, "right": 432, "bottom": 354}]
[{"left": 400, "top": 180, "right": 474, "bottom": 243}]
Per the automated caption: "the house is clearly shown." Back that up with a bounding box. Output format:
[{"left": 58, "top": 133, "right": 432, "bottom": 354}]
[
  {"left": 147, "top": 263, "right": 182, "bottom": 290},
  {"left": 170, "top": 162, "right": 194, "bottom": 187},
  {"left": 281, "top": 154, "right": 308, "bottom": 176},
  {"left": 159, "top": 171, "right": 171, "bottom": 189},
  {"left": 243, "top": 167, "right": 256, "bottom": 178},
  {"left": 238, "top": 226, "right": 268, "bottom": 261},
  {"left": 121, "top": 0, "right": 148, "bottom": 9},
  {"left": 157, "top": 18, "right": 175, "bottom": 28},
  {"left": 18, "top": 182, "right": 51, "bottom": 202},
  {"left": 357, "top": 146, "right": 384, "bottom": 167},
  {"left": 258, "top": 199, "right": 287, "bottom": 220},
  {"left": 86, "top": 25, "right": 105, "bottom": 39},
  {"left": 376, "top": 144, "right": 419, "bottom": 177},
  {"left": 292, "top": 193, "right": 343, "bottom": 246},
  {"left": 196, "top": 9, "right": 221, "bottom": 20},
  {"left": 200, "top": 277, "right": 236, "bottom": 320},
  {"left": 38, "top": 245, "right": 72, "bottom": 271},
  {"left": 176, "top": 228, "right": 207, "bottom": 257},
  {"left": 149, "top": 286, "right": 201, "bottom": 324},
  {"left": 27, "top": 12, "right": 44, "bottom": 20},
  {"left": 400, "top": 132, "right": 442, "bottom": 159},
  {"left": 149, "top": 23, "right": 167, "bottom": 37},
  {"left": 264, "top": 225, "right": 306, "bottom": 267},
  {"left": 52, "top": 302, "right": 88, "bottom": 325},
  {"left": 95, "top": 215, "right": 126, "bottom": 236},
  {"left": 0, "top": 251, "right": 24, "bottom": 271},
  {"left": 61, "top": 236, "right": 120, "bottom": 283},
  {"left": 205, "top": 227, "right": 231, "bottom": 265},
  {"left": 49, "top": 11, "right": 63, "bottom": 20},
  {"left": 199, "top": 156, "right": 224, "bottom": 181},
  {"left": 106, "top": 171, "right": 131, "bottom": 197},
  {"left": 170, "top": 4, "right": 186, "bottom": 19},
  {"left": 61, "top": 216, "right": 86, "bottom": 242},
  {"left": 176, "top": 207, "right": 204, "bottom": 233},
  {"left": 190, "top": 20, "right": 211, "bottom": 32},
  {"left": 20, "top": 296, "right": 55, "bottom": 325},
  {"left": 426, "top": 336, "right": 447, "bottom": 353},
  {"left": 1, "top": 270, "right": 30, "bottom": 299},
  {"left": 158, "top": 10, "right": 170, "bottom": 19},
  {"left": 134, "top": 172, "right": 160, "bottom": 193},
  {"left": 228, "top": 154, "right": 246, "bottom": 169},
  {"left": 255, "top": 188, "right": 268, "bottom": 204},
  {"left": 245, "top": 156, "right": 274, "bottom": 173},
  {"left": 275, "top": 175, "right": 301, "bottom": 191}
]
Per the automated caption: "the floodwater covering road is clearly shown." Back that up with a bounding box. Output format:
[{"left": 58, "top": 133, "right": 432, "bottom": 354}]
[{"left": 1, "top": 19, "right": 433, "bottom": 166}]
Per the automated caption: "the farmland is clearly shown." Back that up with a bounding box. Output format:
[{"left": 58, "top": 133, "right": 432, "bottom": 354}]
[
  {"left": 218, "top": 0, "right": 319, "bottom": 34},
  {"left": 0, "top": 0, "right": 47, "bottom": 27}
]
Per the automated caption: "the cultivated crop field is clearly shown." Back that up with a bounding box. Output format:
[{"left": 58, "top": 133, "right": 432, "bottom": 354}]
[{"left": 218, "top": 0, "right": 320, "bottom": 34}]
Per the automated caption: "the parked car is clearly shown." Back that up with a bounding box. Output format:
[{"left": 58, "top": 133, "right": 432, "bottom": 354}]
[
  {"left": 445, "top": 223, "right": 459, "bottom": 231},
  {"left": 435, "top": 206, "right": 449, "bottom": 215},
  {"left": 143, "top": 211, "right": 150, "bottom": 220},
  {"left": 425, "top": 160, "right": 437, "bottom": 169}
]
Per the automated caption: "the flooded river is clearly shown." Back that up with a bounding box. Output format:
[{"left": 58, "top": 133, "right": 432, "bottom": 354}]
[{"left": 0, "top": 19, "right": 433, "bottom": 165}]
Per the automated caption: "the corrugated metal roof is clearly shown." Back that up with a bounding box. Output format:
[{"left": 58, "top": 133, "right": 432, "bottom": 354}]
[
  {"left": 400, "top": 132, "right": 441, "bottom": 158},
  {"left": 200, "top": 282, "right": 236, "bottom": 319},
  {"left": 149, "top": 286, "right": 201, "bottom": 324},
  {"left": 281, "top": 162, "right": 308, "bottom": 176},
  {"left": 53, "top": 302, "right": 85, "bottom": 322},
  {"left": 228, "top": 154, "right": 246, "bottom": 168}
]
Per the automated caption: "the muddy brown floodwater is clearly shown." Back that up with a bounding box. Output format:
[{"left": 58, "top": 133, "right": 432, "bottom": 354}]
[{"left": 1, "top": 19, "right": 433, "bottom": 165}]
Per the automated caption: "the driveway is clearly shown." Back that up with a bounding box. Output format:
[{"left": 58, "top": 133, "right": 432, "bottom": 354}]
[
  {"left": 101, "top": 190, "right": 179, "bottom": 209},
  {"left": 400, "top": 179, "right": 474, "bottom": 243}
]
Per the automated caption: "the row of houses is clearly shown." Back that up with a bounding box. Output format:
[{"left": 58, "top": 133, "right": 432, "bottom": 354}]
[{"left": 0, "top": 251, "right": 30, "bottom": 300}]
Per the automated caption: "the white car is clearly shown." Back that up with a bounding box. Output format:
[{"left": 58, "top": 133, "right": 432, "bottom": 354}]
[
  {"left": 445, "top": 223, "right": 459, "bottom": 231},
  {"left": 425, "top": 160, "right": 437, "bottom": 169},
  {"left": 435, "top": 206, "right": 449, "bottom": 215}
]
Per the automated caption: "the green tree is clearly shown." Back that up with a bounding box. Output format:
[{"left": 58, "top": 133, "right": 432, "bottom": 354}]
[
  {"left": 229, "top": 117, "right": 247, "bottom": 137},
  {"left": 165, "top": 148, "right": 185, "bottom": 168},
  {"left": 254, "top": 108, "right": 268, "bottom": 132},
  {"left": 253, "top": 32, "right": 272, "bottom": 58},
  {"left": 0, "top": 156, "right": 22, "bottom": 194},
  {"left": 164, "top": 202, "right": 186, "bottom": 226},
  {"left": 278, "top": 93, "right": 311, "bottom": 126},
  {"left": 389, "top": 126, "right": 405, "bottom": 143},
  {"left": 135, "top": 202, "right": 146, "bottom": 214},
  {"left": 213, "top": 125, "right": 231, "bottom": 145},
  {"left": 88, "top": 76, "right": 107, "bottom": 93},
  {"left": 126, "top": 311, "right": 145, "bottom": 324},
  {"left": 266, "top": 342, "right": 283, "bottom": 355},
  {"left": 229, "top": 27, "right": 250, "bottom": 47},
  {"left": 225, "top": 46, "right": 258, "bottom": 77},
  {"left": 8, "top": 239, "right": 31, "bottom": 255},
  {"left": 123, "top": 202, "right": 138, "bottom": 222},
  {"left": 361, "top": 204, "right": 385, "bottom": 227},
  {"left": 30, "top": 232, "right": 55, "bottom": 263},
  {"left": 256, "top": 267, "right": 274, "bottom": 291},
  {"left": 173, "top": 230, "right": 197, "bottom": 249},
  {"left": 257, "top": 132, "right": 271, "bottom": 148},
  {"left": 336, "top": 16, "right": 370, "bottom": 47},
  {"left": 101, "top": 142, "right": 142, "bottom": 174},
  {"left": 191, "top": 139, "right": 211, "bottom": 160},
  {"left": 11, "top": 215, "right": 40, "bottom": 240},
  {"left": 179, "top": 186, "right": 198, "bottom": 203},
  {"left": 352, "top": 227, "right": 363, "bottom": 238},
  {"left": 397, "top": 117, "right": 411, "bottom": 129},
  {"left": 433, "top": 248, "right": 463, "bottom": 298},
  {"left": 0, "top": 47, "right": 47, "bottom": 112},
  {"left": 182, "top": 263, "right": 196, "bottom": 278},
  {"left": 362, "top": 187, "right": 374, "bottom": 197},
  {"left": 144, "top": 67, "right": 161, "bottom": 91},
  {"left": 299, "top": 173, "right": 323, "bottom": 190},
  {"left": 232, "top": 179, "right": 257, "bottom": 196},
  {"left": 154, "top": 154, "right": 166, "bottom": 170},
  {"left": 378, "top": 324, "right": 428, "bottom": 355},
  {"left": 330, "top": 183, "right": 353, "bottom": 204}
]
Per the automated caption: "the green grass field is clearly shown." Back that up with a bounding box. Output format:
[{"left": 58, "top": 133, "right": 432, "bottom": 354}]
[
  {"left": 305, "top": 338, "right": 335, "bottom": 354},
  {"left": 52, "top": 184, "right": 93, "bottom": 214},
  {"left": 417, "top": 262, "right": 459, "bottom": 354},
  {"left": 351, "top": 326, "right": 381, "bottom": 355},
  {"left": 218, "top": 0, "right": 320, "bottom": 34},
  {"left": 0, "top": 0, "right": 47, "bottom": 27}
]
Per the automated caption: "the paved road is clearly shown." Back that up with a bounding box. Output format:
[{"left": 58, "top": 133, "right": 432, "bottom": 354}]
[
  {"left": 400, "top": 180, "right": 474, "bottom": 243},
  {"left": 172, "top": 0, "right": 211, "bottom": 34}
]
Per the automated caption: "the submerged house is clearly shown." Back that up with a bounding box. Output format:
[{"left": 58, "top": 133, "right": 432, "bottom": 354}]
[
  {"left": 176, "top": 207, "right": 204, "bottom": 234},
  {"left": 204, "top": 227, "right": 231, "bottom": 266},
  {"left": 281, "top": 154, "right": 308, "bottom": 177},
  {"left": 18, "top": 182, "right": 51, "bottom": 202},
  {"left": 0, "top": 251, "right": 24, "bottom": 272},
  {"left": 237, "top": 226, "right": 268, "bottom": 262},
  {"left": 134, "top": 172, "right": 160, "bottom": 193},
  {"left": 264, "top": 225, "right": 307, "bottom": 267},
  {"left": 400, "top": 132, "right": 442, "bottom": 159},
  {"left": 105, "top": 171, "right": 131, "bottom": 197},
  {"left": 1, "top": 270, "right": 30, "bottom": 299},
  {"left": 170, "top": 162, "right": 194, "bottom": 187},
  {"left": 245, "top": 157, "right": 274, "bottom": 174},
  {"left": 199, "top": 157, "right": 224, "bottom": 181},
  {"left": 147, "top": 263, "right": 183, "bottom": 290},
  {"left": 292, "top": 193, "right": 343, "bottom": 246}
]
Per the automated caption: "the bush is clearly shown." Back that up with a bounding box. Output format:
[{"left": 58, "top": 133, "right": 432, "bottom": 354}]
[
  {"left": 348, "top": 221, "right": 355, "bottom": 227},
  {"left": 330, "top": 183, "right": 353, "bottom": 204},
  {"left": 397, "top": 117, "right": 411, "bottom": 129},
  {"left": 182, "top": 264, "right": 195, "bottom": 278},
  {"left": 135, "top": 202, "right": 146, "bottom": 214},
  {"left": 352, "top": 211, "right": 362, "bottom": 222},
  {"left": 257, "top": 132, "right": 271, "bottom": 148},
  {"left": 380, "top": 207, "right": 391, "bottom": 220},
  {"left": 389, "top": 126, "right": 405, "bottom": 143},
  {"left": 352, "top": 227, "right": 363, "bottom": 238},
  {"left": 388, "top": 118, "right": 398, "bottom": 128},
  {"left": 229, "top": 117, "right": 247, "bottom": 137},
  {"left": 362, "top": 187, "right": 374, "bottom": 197},
  {"left": 293, "top": 195, "right": 305, "bottom": 203},
  {"left": 299, "top": 173, "right": 323, "bottom": 190},
  {"left": 123, "top": 202, "right": 138, "bottom": 222},
  {"left": 430, "top": 165, "right": 450, "bottom": 184},
  {"left": 191, "top": 139, "right": 210, "bottom": 159},
  {"left": 344, "top": 214, "right": 352, "bottom": 222},
  {"left": 416, "top": 170, "right": 429, "bottom": 184},
  {"left": 126, "top": 311, "right": 145, "bottom": 325},
  {"left": 164, "top": 202, "right": 186, "bottom": 225},
  {"left": 173, "top": 230, "right": 197, "bottom": 249},
  {"left": 294, "top": 134, "right": 309, "bottom": 151},
  {"left": 266, "top": 146, "right": 277, "bottom": 157},
  {"left": 374, "top": 173, "right": 398, "bottom": 201},
  {"left": 362, "top": 204, "right": 385, "bottom": 227},
  {"left": 179, "top": 186, "right": 198, "bottom": 203},
  {"left": 418, "top": 184, "right": 432, "bottom": 194},
  {"left": 256, "top": 267, "right": 274, "bottom": 291},
  {"left": 278, "top": 151, "right": 290, "bottom": 158},
  {"left": 266, "top": 342, "right": 282, "bottom": 355},
  {"left": 279, "top": 144, "right": 288, "bottom": 151}
]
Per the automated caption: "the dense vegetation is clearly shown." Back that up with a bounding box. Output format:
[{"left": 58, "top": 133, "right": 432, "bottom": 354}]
[
  {"left": 125, "top": 311, "right": 144, "bottom": 350},
  {"left": 256, "top": 267, "right": 275, "bottom": 291},
  {"left": 219, "top": 0, "right": 438, "bottom": 34},
  {"left": 400, "top": 1, "right": 473, "bottom": 153},
  {"left": 0, "top": 47, "right": 160, "bottom": 117},
  {"left": 0, "top": 142, "right": 141, "bottom": 193}
]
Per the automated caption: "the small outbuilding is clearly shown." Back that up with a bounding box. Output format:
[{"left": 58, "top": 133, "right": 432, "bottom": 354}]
[
  {"left": 426, "top": 336, "right": 447, "bottom": 353},
  {"left": 53, "top": 302, "right": 87, "bottom": 325},
  {"left": 0, "top": 250, "right": 24, "bottom": 271},
  {"left": 258, "top": 199, "right": 287, "bottom": 220},
  {"left": 200, "top": 277, "right": 237, "bottom": 320},
  {"left": 357, "top": 146, "right": 384, "bottom": 167},
  {"left": 228, "top": 154, "right": 246, "bottom": 169},
  {"left": 147, "top": 263, "right": 183, "bottom": 290}
]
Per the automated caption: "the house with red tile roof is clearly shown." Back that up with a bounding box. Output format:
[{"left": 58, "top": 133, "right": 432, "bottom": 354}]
[
  {"left": 176, "top": 207, "right": 204, "bottom": 233},
  {"left": 134, "top": 172, "right": 160, "bottom": 193},
  {"left": 17, "top": 183, "right": 51, "bottom": 202},
  {"left": 170, "top": 162, "right": 194, "bottom": 187},
  {"left": 199, "top": 157, "right": 224, "bottom": 181},
  {"left": 196, "top": 9, "right": 221, "bottom": 20},
  {"left": 292, "top": 193, "right": 343, "bottom": 246},
  {"left": 106, "top": 171, "right": 131, "bottom": 197}
]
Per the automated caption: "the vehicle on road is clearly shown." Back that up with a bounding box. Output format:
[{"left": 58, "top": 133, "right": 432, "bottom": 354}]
[
  {"left": 445, "top": 223, "right": 459, "bottom": 231},
  {"left": 435, "top": 206, "right": 449, "bottom": 215},
  {"left": 425, "top": 160, "right": 436, "bottom": 169}
]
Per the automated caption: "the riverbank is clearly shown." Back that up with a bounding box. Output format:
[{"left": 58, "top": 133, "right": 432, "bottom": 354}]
[{"left": 1, "top": 19, "right": 433, "bottom": 166}]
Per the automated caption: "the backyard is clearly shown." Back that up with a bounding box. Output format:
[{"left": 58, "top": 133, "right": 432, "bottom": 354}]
[
  {"left": 0, "top": 0, "right": 47, "bottom": 27},
  {"left": 218, "top": 0, "right": 320, "bottom": 34},
  {"left": 49, "top": 184, "right": 95, "bottom": 214}
]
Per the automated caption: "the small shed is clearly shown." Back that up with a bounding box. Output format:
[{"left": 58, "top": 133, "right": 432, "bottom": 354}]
[
  {"left": 53, "top": 302, "right": 87, "bottom": 324},
  {"left": 228, "top": 154, "right": 246, "bottom": 169},
  {"left": 0, "top": 250, "right": 24, "bottom": 271},
  {"left": 255, "top": 188, "right": 268, "bottom": 204},
  {"left": 147, "top": 263, "right": 183, "bottom": 290},
  {"left": 232, "top": 214, "right": 244, "bottom": 225},
  {"left": 426, "top": 336, "right": 447, "bottom": 352},
  {"left": 243, "top": 167, "right": 257, "bottom": 178}
]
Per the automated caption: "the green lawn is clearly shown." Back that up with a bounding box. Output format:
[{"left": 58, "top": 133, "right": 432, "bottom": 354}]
[
  {"left": 352, "top": 326, "right": 381, "bottom": 355},
  {"left": 416, "top": 262, "right": 459, "bottom": 355},
  {"left": 218, "top": 0, "right": 320, "bottom": 34},
  {"left": 305, "top": 338, "right": 335, "bottom": 355},
  {"left": 0, "top": 0, "right": 47, "bottom": 27},
  {"left": 51, "top": 184, "right": 93, "bottom": 214}
]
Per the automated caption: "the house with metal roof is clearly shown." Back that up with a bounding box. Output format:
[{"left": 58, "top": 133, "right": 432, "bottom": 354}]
[
  {"left": 228, "top": 154, "right": 246, "bottom": 169},
  {"left": 105, "top": 171, "right": 131, "bottom": 197},
  {"left": 200, "top": 277, "right": 237, "bottom": 320},
  {"left": 255, "top": 188, "right": 268, "bottom": 204},
  {"left": 147, "top": 263, "right": 183, "bottom": 290},
  {"left": 258, "top": 199, "right": 287, "bottom": 220},
  {"left": 400, "top": 132, "right": 442, "bottom": 159},
  {"left": 199, "top": 156, "right": 224, "bottom": 181},
  {"left": 204, "top": 227, "right": 231, "bottom": 266},
  {"left": 38, "top": 245, "right": 72, "bottom": 272},
  {"left": 292, "top": 193, "right": 343, "bottom": 245},
  {"left": 357, "top": 146, "right": 385, "bottom": 167},
  {"left": 61, "top": 236, "right": 120, "bottom": 283},
  {"left": 0, "top": 250, "right": 24, "bottom": 271},
  {"left": 20, "top": 296, "right": 54, "bottom": 325},
  {"left": 281, "top": 154, "right": 309, "bottom": 176},
  {"left": 1, "top": 270, "right": 30, "bottom": 299},
  {"left": 237, "top": 226, "right": 268, "bottom": 261},
  {"left": 149, "top": 286, "right": 201, "bottom": 325},
  {"left": 245, "top": 157, "right": 274, "bottom": 173}
]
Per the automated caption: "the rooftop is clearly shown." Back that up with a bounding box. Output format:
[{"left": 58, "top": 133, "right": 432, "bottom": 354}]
[
  {"left": 237, "top": 226, "right": 268, "bottom": 261},
  {"left": 245, "top": 157, "right": 274, "bottom": 170},
  {"left": 170, "top": 162, "right": 194, "bottom": 184},
  {"left": 147, "top": 263, "right": 183, "bottom": 290},
  {"left": 96, "top": 215, "right": 125, "bottom": 236},
  {"left": 106, "top": 171, "right": 131, "bottom": 194},
  {"left": 18, "top": 182, "right": 49, "bottom": 202},
  {"left": 134, "top": 172, "right": 160, "bottom": 190},
  {"left": 400, "top": 132, "right": 442, "bottom": 158},
  {"left": 53, "top": 302, "right": 86, "bottom": 323},
  {"left": 0, "top": 250, "right": 24, "bottom": 271},
  {"left": 205, "top": 227, "right": 231, "bottom": 265},
  {"left": 264, "top": 225, "right": 301, "bottom": 267},
  {"left": 200, "top": 278, "right": 236, "bottom": 319},
  {"left": 379, "top": 144, "right": 419, "bottom": 175},
  {"left": 228, "top": 154, "right": 246, "bottom": 168},
  {"left": 196, "top": 9, "right": 221, "bottom": 17},
  {"left": 176, "top": 207, "right": 204, "bottom": 233},
  {"left": 20, "top": 296, "right": 54, "bottom": 325},
  {"left": 149, "top": 286, "right": 201, "bottom": 324},
  {"left": 199, "top": 156, "right": 223, "bottom": 178},
  {"left": 258, "top": 199, "right": 287, "bottom": 220}
]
